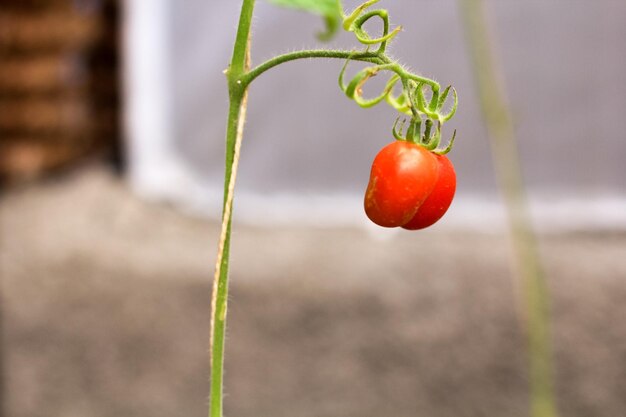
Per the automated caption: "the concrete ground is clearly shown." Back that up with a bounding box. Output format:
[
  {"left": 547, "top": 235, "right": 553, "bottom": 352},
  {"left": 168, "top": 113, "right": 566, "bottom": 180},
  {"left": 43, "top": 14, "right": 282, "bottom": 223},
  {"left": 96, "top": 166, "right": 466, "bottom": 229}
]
[{"left": 1, "top": 165, "right": 625, "bottom": 417}]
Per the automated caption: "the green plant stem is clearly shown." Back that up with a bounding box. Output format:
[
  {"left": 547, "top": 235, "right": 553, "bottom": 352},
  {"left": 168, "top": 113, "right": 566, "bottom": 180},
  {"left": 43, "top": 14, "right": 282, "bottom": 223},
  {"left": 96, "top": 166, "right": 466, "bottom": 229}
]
[
  {"left": 244, "top": 50, "right": 382, "bottom": 84},
  {"left": 209, "top": 1, "right": 255, "bottom": 417},
  {"left": 245, "top": 51, "right": 439, "bottom": 90},
  {"left": 209, "top": 94, "right": 245, "bottom": 417},
  {"left": 458, "top": 1, "right": 559, "bottom": 417},
  {"left": 210, "top": 3, "right": 450, "bottom": 416}
]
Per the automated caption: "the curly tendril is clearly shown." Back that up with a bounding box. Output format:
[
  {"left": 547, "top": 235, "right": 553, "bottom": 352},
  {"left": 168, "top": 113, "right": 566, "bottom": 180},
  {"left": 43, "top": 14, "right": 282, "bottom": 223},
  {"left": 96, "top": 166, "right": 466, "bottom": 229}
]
[{"left": 339, "top": 0, "right": 458, "bottom": 154}]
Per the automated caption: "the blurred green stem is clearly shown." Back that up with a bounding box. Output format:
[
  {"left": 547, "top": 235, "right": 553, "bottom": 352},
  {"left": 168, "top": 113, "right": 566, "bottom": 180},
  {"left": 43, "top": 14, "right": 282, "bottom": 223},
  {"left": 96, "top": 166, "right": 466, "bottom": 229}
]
[{"left": 458, "top": 1, "right": 559, "bottom": 416}]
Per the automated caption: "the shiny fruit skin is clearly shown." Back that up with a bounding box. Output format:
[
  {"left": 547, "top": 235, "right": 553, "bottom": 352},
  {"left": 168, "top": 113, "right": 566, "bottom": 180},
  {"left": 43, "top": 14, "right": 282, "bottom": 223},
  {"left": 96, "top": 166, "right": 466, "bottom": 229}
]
[
  {"left": 402, "top": 154, "right": 456, "bottom": 230},
  {"left": 364, "top": 141, "right": 439, "bottom": 227}
]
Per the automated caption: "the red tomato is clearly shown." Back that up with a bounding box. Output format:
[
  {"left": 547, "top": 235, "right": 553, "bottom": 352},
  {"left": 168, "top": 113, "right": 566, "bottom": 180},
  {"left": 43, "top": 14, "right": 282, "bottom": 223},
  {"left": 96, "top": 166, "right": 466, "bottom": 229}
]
[
  {"left": 401, "top": 154, "right": 456, "bottom": 230},
  {"left": 364, "top": 141, "right": 439, "bottom": 227}
]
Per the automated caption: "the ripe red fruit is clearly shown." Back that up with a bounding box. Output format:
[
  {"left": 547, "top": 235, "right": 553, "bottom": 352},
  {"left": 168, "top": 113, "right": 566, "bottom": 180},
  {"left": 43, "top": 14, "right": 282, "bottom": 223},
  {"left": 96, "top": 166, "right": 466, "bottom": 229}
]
[
  {"left": 364, "top": 141, "right": 456, "bottom": 230},
  {"left": 401, "top": 154, "right": 456, "bottom": 230},
  {"left": 364, "top": 141, "right": 439, "bottom": 227}
]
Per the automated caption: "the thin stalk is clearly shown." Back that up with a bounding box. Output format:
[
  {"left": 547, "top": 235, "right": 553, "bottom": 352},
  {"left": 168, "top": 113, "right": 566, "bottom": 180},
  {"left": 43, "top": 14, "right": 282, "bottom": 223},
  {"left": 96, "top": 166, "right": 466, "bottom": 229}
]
[
  {"left": 245, "top": 52, "right": 440, "bottom": 91},
  {"left": 244, "top": 49, "right": 383, "bottom": 84},
  {"left": 209, "top": 1, "right": 255, "bottom": 417},
  {"left": 458, "top": 1, "right": 559, "bottom": 416},
  {"left": 209, "top": 92, "right": 247, "bottom": 417}
]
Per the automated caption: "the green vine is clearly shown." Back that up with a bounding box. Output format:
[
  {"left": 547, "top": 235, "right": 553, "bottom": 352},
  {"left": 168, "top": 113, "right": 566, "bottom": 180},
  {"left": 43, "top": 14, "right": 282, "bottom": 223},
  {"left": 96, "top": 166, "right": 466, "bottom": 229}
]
[
  {"left": 209, "top": 1, "right": 459, "bottom": 416},
  {"left": 243, "top": 0, "right": 459, "bottom": 152}
]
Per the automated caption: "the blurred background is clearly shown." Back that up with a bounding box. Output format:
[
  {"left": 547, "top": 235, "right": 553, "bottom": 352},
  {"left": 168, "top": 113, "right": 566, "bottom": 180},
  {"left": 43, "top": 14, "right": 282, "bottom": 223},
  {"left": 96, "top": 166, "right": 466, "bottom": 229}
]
[{"left": 1, "top": 1, "right": 625, "bottom": 416}]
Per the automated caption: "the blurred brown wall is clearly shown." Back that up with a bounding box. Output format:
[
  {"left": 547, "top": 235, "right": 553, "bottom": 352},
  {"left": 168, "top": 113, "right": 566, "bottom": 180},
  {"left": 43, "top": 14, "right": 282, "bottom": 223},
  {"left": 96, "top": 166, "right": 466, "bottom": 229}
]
[{"left": 0, "top": 0, "right": 121, "bottom": 185}]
